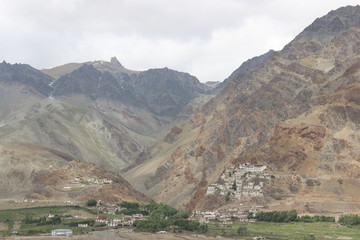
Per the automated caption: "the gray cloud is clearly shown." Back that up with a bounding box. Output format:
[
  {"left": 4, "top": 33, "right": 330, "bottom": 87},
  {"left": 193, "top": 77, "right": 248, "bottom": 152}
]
[{"left": 0, "top": 0, "right": 357, "bottom": 82}]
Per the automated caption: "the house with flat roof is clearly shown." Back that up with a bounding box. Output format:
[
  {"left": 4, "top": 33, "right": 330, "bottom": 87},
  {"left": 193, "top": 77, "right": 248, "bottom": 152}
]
[{"left": 51, "top": 229, "right": 73, "bottom": 236}]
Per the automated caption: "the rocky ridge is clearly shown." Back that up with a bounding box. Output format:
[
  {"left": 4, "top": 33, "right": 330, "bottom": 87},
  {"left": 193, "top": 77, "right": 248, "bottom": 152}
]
[
  {"left": 0, "top": 53, "right": 215, "bottom": 173},
  {"left": 123, "top": 5, "right": 360, "bottom": 214}
]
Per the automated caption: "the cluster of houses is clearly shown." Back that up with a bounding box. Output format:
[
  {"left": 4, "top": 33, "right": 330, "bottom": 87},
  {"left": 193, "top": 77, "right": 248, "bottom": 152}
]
[
  {"left": 206, "top": 163, "right": 270, "bottom": 201},
  {"left": 13, "top": 199, "right": 36, "bottom": 204},
  {"left": 61, "top": 177, "right": 115, "bottom": 192},
  {"left": 94, "top": 214, "right": 147, "bottom": 227},
  {"left": 191, "top": 206, "right": 265, "bottom": 225},
  {"left": 50, "top": 213, "right": 148, "bottom": 236},
  {"left": 73, "top": 176, "right": 114, "bottom": 184}
]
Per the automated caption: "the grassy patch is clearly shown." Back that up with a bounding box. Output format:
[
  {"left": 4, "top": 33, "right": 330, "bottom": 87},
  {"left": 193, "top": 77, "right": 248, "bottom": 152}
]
[{"left": 207, "top": 221, "right": 360, "bottom": 240}]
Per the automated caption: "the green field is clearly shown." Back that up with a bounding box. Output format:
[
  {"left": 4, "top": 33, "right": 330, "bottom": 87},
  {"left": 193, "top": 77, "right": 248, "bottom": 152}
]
[
  {"left": 207, "top": 221, "right": 360, "bottom": 240},
  {"left": 0, "top": 206, "right": 97, "bottom": 236}
]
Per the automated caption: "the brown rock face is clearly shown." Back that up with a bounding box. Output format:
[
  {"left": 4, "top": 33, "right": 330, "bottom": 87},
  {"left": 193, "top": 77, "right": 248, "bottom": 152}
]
[
  {"left": 164, "top": 126, "right": 183, "bottom": 143},
  {"left": 124, "top": 5, "right": 360, "bottom": 214}
]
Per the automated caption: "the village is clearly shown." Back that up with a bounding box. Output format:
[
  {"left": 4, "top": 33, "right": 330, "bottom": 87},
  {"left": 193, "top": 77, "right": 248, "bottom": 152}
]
[
  {"left": 48, "top": 201, "right": 149, "bottom": 236},
  {"left": 191, "top": 163, "right": 271, "bottom": 225},
  {"left": 61, "top": 176, "right": 115, "bottom": 190},
  {"left": 206, "top": 163, "right": 270, "bottom": 200},
  {"left": 191, "top": 206, "right": 264, "bottom": 226},
  {"left": 10, "top": 164, "right": 273, "bottom": 238}
]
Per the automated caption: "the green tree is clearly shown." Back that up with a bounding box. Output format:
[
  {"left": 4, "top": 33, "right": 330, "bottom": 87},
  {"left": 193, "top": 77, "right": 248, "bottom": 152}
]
[
  {"left": 339, "top": 214, "right": 360, "bottom": 226},
  {"left": 232, "top": 181, "right": 237, "bottom": 191},
  {"left": 120, "top": 201, "right": 140, "bottom": 209},
  {"left": 145, "top": 203, "right": 178, "bottom": 217},
  {"left": 173, "top": 211, "right": 189, "bottom": 219},
  {"left": 86, "top": 199, "right": 97, "bottom": 207},
  {"left": 199, "top": 224, "right": 208, "bottom": 233},
  {"left": 285, "top": 210, "right": 297, "bottom": 222}
]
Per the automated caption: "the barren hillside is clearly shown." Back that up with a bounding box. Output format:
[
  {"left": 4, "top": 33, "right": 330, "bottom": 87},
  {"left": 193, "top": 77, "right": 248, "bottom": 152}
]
[{"left": 123, "top": 6, "right": 360, "bottom": 214}]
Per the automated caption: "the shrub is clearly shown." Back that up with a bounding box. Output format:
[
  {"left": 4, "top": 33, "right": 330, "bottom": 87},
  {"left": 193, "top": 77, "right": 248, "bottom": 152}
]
[
  {"left": 339, "top": 214, "right": 360, "bottom": 226},
  {"left": 232, "top": 181, "right": 237, "bottom": 191},
  {"left": 297, "top": 215, "right": 335, "bottom": 223},
  {"left": 237, "top": 226, "right": 248, "bottom": 236},
  {"left": 86, "top": 199, "right": 97, "bottom": 207},
  {"left": 303, "top": 234, "right": 315, "bottom": 240}
]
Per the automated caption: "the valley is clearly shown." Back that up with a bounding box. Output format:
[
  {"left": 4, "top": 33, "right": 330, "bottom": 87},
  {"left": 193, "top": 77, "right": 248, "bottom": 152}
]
[{"left": 1, "top": 4, "right": 360, "bottom": 239}]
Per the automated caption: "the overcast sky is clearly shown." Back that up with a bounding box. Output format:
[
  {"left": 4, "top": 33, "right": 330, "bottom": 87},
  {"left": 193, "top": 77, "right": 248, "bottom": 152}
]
[{"left": 0, "top": 0, "right": 357, "bottom": 82}]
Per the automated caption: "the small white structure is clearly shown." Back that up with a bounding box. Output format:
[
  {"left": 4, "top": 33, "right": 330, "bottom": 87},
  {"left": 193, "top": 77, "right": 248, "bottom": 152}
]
[
  {"left": 96, "top": 216, "right": 108, "bottom": 223},
  {"left": 103, "top": 178, "right": 113, "bottom": 184},
  {"left": 107, "top": 222, "right": 118, "bottom": 227},
  {"left": 254, "top": 185, "right": 261, "bottom": 190},
  {"left": 78, "top": 223, "right": 88, "bottom": 228},
  {"left": 51, "top": 229, "right": 73, "bottom": 236},
  {"left": 206, "top": 185, "right": 217, "bottom": 195}
]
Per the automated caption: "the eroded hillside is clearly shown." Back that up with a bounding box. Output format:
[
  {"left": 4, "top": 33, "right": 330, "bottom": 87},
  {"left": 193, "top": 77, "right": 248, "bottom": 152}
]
[
  {"left": 124, "top": 5, "right": 360, "bottom": 214},
  {"left": 0, "top": 141, "right": 151, "bottom": 206}
]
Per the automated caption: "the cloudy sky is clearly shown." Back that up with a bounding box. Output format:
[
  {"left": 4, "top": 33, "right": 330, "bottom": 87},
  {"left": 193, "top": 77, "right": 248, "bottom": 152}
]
[{"left": 0, "top": 0, "right": 357, "bottom": 82}]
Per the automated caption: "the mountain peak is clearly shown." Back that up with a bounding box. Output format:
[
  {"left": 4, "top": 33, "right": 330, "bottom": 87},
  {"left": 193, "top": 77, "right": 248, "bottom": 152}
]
[
  {"left": 304, "top": 5, "right": 360, "bottom": 34},
  {"left": 110, "top": 56, "right": 123, "bottom": 67}
]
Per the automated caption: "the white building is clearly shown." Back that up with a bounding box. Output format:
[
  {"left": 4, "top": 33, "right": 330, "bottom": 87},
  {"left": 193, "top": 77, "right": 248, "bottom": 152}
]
[
  {"left": 51, "top": 229, "right": 73, "bottom": 236},
  {"left": 103, "top": 178, "right": 113, "bottom": 184},
  {"left": 107, "top": 222, "right": 118, "bottom": 227},
  {"left": 206, "top": 185, "right": 217, "bottom": 195}
]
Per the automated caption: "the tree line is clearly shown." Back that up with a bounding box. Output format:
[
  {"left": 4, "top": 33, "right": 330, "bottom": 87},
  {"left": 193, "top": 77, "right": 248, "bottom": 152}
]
[
  {"left": 339, "top": 214, "right": 360, "bottom": 226},
  {"left": 130, "top": 202, "right": 207, "bottom": 233},
  {"left": 250, "top": 210, "right": 335, "bottom": 223}
]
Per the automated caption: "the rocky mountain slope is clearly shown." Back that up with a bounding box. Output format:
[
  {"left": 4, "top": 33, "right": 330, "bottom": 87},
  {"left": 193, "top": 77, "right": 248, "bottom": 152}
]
[
  {"left": 0, "top": 54, "right": 215, "bottom": 173},
  {"left": 0, "top": 49, "right": 218, "bottom": 204},
  {"left": 0, "top": 140, "right": 151, "bottom": 205},
  {"left": 124, "top": 5, "right": 360, "bottom": 214}
]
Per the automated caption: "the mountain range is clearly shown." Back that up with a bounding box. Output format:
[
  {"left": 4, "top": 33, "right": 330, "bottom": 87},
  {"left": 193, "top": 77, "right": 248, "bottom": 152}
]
[
  {"left": 0, "top": 56, "right": 215, "bottom": 205},
  {"left": 123, "top": 5, "right": 360, "bottom": 214},
  {"left": 1, "top": 5, "right": 360, "bottom": 214}
]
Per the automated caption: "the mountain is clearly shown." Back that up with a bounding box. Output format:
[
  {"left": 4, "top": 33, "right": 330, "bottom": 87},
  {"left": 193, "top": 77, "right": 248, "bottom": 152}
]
[
  {"left": 42, "top": 57, "right": 137, "bottom": 80},
  {"left": 123, "top": 5, "right": 360, "bottom": 214},
  {"left": 218, "top": 50, "right": 275, "bottom": 89},
  {"left": 47, "top": 58, "right": 214, "bottom": 139},
  {"left": 131, "top": 67, "right": 210, "bottom": 116},
  {"left": 50, "top": 60, "right": 211, "bottom": 118},
  {"left": 0, "top": 61, "right": 53, "bottom": 96},
  {"left": 0, "top": 61, "right": 54, "bottom": 120},
  {"left": 0, "top": 57, "right": 214, "bottom": 205},
  {"left": 0, "top": 54, "right": 214, "bottom": 174},
  {"left": 0, "top": 141, "right": 151, "bottom": 205}
]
